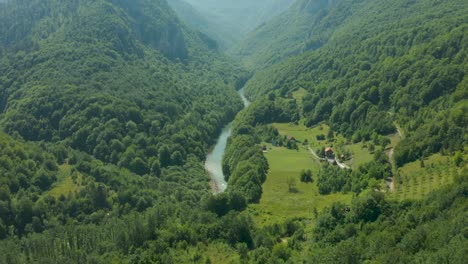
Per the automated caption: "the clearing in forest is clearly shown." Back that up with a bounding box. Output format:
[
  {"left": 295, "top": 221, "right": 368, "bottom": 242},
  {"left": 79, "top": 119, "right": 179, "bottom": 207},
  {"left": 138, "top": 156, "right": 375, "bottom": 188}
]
[
  {"left": 273, "top": 122, "right": 375, "bottom": 168},
  {"left": 47, "top": 164, "right": 83, "bottom": 199},
  {"left": 249, "top": 123, "right": 353, "bottom": 226}
]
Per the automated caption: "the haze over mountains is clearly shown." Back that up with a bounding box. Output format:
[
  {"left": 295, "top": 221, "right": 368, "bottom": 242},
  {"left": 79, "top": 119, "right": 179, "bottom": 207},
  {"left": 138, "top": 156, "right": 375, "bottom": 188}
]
[
  {"left": 169, "top": 0, "right": 295, "bottom": 50},
  {"left": 0, "top": 0, "right": 466, "bottom": 263},
  {"left": 234, "top": 0, "right": 339, "bottom": 69}
]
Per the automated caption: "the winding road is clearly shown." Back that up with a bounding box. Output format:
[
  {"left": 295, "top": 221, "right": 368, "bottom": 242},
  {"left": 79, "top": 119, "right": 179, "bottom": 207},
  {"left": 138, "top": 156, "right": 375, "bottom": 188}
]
[
  {"left": 386, "top": 126, "right": 403, "bottom": 193},
  {"left": 336, "top": 159, "right": 351, "bottom": 170},
  {"left": 386, "top": 147, "right": 396, "bottom": 192}
]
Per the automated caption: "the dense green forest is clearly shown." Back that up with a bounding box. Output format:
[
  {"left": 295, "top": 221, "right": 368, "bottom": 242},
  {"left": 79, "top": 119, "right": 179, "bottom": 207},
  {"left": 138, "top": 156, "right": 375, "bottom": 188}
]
[
  {"left": 0, "top": 0, "right": 251, "bottom": 262},
  {"left": 244, "top": 0, "right": 467, "bottom": 166},
  {"left": 0, "top": 0, "right": 467, "bottom": 263}
]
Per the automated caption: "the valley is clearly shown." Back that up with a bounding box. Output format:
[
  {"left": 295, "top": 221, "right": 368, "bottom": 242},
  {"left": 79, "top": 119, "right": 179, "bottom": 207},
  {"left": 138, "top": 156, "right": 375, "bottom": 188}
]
[{"left": 0, "top": 0, "right": 466, "bottom": 263}]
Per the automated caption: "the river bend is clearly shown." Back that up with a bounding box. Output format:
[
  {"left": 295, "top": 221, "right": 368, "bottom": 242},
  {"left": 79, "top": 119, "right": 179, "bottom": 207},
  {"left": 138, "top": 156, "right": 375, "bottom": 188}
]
[{"left": 205, "top": 88, "right": 250, "bottom": 193}]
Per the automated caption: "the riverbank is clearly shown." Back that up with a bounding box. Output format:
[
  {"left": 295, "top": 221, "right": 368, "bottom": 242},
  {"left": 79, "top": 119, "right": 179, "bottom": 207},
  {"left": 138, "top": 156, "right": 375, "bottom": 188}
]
[{"left": 205, "top": 88, "right": 251, "bottom": 193}]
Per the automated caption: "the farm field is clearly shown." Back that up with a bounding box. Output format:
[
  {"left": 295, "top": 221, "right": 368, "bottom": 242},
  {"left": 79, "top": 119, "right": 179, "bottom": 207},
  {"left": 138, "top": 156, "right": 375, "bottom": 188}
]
[
  {"left": 249, "top": 144, "right": 352, "bottom": 226},
  {"left": 272, "top": 122, "right": 375, "bottom": 168},
  {"left": 391, "top": 153, "right": 465, "bottom": 201},
  {"left": 249, "top": 123, "right": 353, "bottom": 226}
]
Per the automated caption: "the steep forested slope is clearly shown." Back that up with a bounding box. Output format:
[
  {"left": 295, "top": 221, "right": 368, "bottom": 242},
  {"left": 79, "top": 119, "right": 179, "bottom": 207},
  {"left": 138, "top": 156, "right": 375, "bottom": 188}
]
[
  {"left": 0, "top": 0, "right": 246, "bottom": 173},
  {"left": 1, "top": 0, "right": 467, "bottom": 262},
  {"left": 244, "top": 0, "right": 467, "bottom": 166},
  {"left": 233, "top": 0, "right": 341, "bottom": 69},
  {"left": 170, "top": 0, "right": 295, "bottom": 50},
  {"left": 0, "top": 0, "right": 252, "bottom": 262},
  {"left": 231, "top": 1, "right": 467, "bottom": 262}
]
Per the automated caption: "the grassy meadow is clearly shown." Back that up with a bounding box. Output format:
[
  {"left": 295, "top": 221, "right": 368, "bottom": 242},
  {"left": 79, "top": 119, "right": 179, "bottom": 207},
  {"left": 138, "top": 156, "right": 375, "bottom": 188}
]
[
  {"left": 249, "top": 144, "right": 353, "bottom": 226},
  {"left": 272, "top": 122, "right": 375, "bottom": 168},
  {"left": 249, "top": 123, "right": 353, "bottom": 227},
  {"left": 252, "top": 121, "right": 462, "bottom": 226}
]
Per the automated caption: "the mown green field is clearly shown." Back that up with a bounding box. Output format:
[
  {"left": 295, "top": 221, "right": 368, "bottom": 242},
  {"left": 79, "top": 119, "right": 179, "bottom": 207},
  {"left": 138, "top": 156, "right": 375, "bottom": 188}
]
[
  {"left": 342, "top": 143, "right": 374, "bottom": 168},
  {"left": 272, "top": 122, "right": 375, "bottom": 168},
  {"left": 249, "top": 123, "right": 353, "bottom": 226},
  {"left": 292, "top": 88, "right": 307, "bottom": 106},
  {"left": 249, "top": 145, "right": 352, "bottom": 226},
  {"left": 272, "top": 122, "right": 322, "bottom": 143},
  {"left": 254, "top": 122, "right": 465, "bottom": 226}
]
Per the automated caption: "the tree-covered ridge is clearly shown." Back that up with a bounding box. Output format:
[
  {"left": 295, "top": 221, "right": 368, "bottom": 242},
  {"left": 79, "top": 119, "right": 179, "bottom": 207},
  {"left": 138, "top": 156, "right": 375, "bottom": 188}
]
[
  {"left": 0, "top": 128, "right": 253, "bottom": 262},
  {"left": 0, "top": 0, "right": 467, "bottom": 262},
  {"left": 168, "top": 0, "right": 232, "bottom": 51},
  {"left": 244, "top": 0, "right": 467, "bottom": 165},
  {"left": 0, "top": 0, "right": 255, "bottom": 260},
  {"left": 0, "top": 0, "right": 247, "bottom": 177},
  {"left": 233, "top": 0, "right": 341, "bottom": 69},
  {"left": 0, "top": 132, "right": 62, "bottom": 239},
  {"left": 1, "top": 0, "right": 203, "bottom": 59},
  {"left": 0, "top": 130, "right": 209, "bottom": 239}
]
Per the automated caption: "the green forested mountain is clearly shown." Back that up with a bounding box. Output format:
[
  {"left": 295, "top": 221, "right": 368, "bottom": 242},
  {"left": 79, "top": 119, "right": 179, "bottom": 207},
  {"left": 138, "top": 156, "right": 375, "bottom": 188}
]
[
  {"left": 244, "top": 0, "right": 467, "bottom": 166},
  {"left": 169, "top": 0, "right": 295, "bottom": 50},
  {"left": 233, "top": 0, "right": 340, "bottom": 69},
  {"left": 0, "top": 0, "right": 467, "bottom": 263},
  {"left": 0, "top": 0, "right": 246, "bottom": 170},
  {"left": 234, "top": 0, "right": 467, "bottom": 261},
  {"left": 299, "top": 175, "right": 467, "bottom": 263},
  {"left": 0, "top": 0, "right": 251, "bottom": 262}
]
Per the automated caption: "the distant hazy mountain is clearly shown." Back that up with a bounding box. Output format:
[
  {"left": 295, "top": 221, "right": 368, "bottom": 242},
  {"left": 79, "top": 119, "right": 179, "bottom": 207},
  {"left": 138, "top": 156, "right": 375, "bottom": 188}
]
[
  {"left": 169, "top": 0, "right": 295, "bottom": 50},
  {"left": 233, "top": 0, "right": 339, "bottom": 69},
  {"left": 168, "top": 0, "right": 237, "bottom": 50}
]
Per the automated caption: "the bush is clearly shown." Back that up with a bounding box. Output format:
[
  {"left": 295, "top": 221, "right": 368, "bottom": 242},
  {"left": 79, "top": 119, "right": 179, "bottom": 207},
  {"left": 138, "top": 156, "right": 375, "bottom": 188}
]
[
  {"left": 316, "top": 134, "right": 326, "bottom": 141},
  {"left": 300, "top": 169, "right": 313, "bottom": 183}
]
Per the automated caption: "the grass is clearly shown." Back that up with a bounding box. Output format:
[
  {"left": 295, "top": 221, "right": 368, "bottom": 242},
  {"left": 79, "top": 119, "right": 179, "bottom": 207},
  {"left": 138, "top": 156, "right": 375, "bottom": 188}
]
[
  {"left": 343, "top": 143, "right": 374, "bottom": 168},
  {"left": 48, "top": 163, "right": 83, "bottom": 199},
  {"left": 387, "top": 132, "right": 402, "bottom": 148},
  {"left": 205, "top": 242, "right": 240, "bottom": 264},
  {"left": 390, "top": 153, "right": 462, "bottom": 201},
  {"left": 255, "top": 122, "right": 439, "bottom": 226},
  {"left": 292, "top": 88, "right": 308, "bottom": 113},
  {"left": 170, "top": 242, "right": 240, "bottom": 264},
  {"left": 250, "top": 123, "right": 353, "bottom": 226},
  {"left": 273, "top": 122, "right": 327, "bottom": 144},
  {"left": 394, "top": 122, "right": 405, "bottom": 139},
  {"left": 292, "top": 88, "right": 307, "bottom": 101},
  {"left": 272, "top": 122, "right": 375, "bottom": 168}
]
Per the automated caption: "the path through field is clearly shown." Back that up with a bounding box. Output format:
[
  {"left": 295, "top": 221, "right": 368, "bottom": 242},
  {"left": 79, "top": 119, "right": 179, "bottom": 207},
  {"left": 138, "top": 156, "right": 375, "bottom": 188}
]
[
  {"left": 308, "top": 147, "right": 350, "bottom": 169},
  {"left": 387, "top": 148, "right": 395, "bottom": 192}
]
